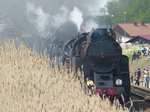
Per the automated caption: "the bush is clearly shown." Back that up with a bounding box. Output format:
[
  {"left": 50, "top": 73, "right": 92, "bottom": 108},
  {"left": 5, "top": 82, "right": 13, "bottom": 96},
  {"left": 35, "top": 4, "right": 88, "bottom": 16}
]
[{"left": 122, "top": 45, "right": 138, "bottom": 59}]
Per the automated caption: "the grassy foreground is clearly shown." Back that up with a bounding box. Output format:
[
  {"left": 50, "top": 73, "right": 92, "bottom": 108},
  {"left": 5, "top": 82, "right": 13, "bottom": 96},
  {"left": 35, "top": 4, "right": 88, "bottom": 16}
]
[{"left": 0, "top": 42, "right": 129, "bottom": 112}]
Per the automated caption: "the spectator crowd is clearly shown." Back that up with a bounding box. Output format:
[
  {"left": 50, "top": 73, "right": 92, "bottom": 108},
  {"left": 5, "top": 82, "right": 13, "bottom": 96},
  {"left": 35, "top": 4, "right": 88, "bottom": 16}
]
[
  {"left": 132, "top": 46, "right": 150, "bottom": 61},
  {"left": 131, "top": 67, "right": 149, "bottom": 88},
  {"left": 131, "top": 46, "right": 150, "bottom": 88}
]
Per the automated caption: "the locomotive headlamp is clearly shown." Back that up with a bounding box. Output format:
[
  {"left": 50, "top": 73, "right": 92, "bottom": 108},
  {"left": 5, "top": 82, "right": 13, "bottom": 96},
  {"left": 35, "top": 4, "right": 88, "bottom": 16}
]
[
  {"left": 115, "top": 79, "right": 122, "bottom": 86},
  {"left": 86, "top": 80, "right": 94, "bottom": 86},
  {"left": 86, "top": 80, "right": 95, "bottom": 90}
]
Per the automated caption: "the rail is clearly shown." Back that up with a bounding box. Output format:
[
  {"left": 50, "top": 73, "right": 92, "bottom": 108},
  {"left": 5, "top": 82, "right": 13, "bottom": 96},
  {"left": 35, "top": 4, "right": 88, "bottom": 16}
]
[{"left": 131, "top": 85, "right": 150, "bottom": 101}]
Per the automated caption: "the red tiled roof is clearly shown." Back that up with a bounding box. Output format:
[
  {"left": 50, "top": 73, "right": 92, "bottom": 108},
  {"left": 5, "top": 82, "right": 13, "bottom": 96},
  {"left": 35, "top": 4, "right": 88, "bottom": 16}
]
[
  {"left": 139, "top": 35, "right": 150, "bottom": 41},
  {"left": 116, "top": 23, "right": 150, "bottom": 36}
]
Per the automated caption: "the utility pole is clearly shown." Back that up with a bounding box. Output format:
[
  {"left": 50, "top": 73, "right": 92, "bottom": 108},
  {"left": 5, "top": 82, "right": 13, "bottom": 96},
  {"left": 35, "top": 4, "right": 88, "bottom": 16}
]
[
  {"left": 123, "top": 12, "right": 126, "bottom": 37},
  {"left": 111, "top": 15, "right": 114, "bottom": 28}
]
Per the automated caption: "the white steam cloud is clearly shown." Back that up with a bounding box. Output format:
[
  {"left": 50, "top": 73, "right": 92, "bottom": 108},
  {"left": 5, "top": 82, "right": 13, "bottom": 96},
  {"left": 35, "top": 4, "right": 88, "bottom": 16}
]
[
  {"left": 27, "top": 3, "right": 98, "bottom": 37},
  {"left": 82, "top": 20, "right": 98, "bottom": 33},
  {"left": 0, "top": 0, "right": 108, "bottom": 53},
  {"left": 26, "top": 1, "right": 107, "bottom": 38},
  {"left": 27, "top": 3, "right": 49, "bottom": 35},
  {"left": 27, "top": 3, "right": 70, "bottom": 36},
  {"left": 0, "top": 0, "right": 108, "bottom": 39},
  {"left": 52, "top": 6, "right": 69, "bottom": 29},
  {"left": 70, "top": 7, "right": 83, "bottom": 31}
]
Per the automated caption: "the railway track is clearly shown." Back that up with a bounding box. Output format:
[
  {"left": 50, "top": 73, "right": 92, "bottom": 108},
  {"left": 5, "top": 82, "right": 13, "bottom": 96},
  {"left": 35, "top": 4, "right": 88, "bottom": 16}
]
[
  {"left": 130, "top": 85, "right": 150, "bottom": 111},
  {"left": 131, "top": 85, "right": 150, "bottom": 101}
]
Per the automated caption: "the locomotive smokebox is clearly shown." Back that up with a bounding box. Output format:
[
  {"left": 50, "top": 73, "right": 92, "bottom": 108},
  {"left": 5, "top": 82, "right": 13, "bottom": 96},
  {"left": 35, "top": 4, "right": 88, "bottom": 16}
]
[{"left": 86, "top": 28, "right": 122, "bottom": 72}]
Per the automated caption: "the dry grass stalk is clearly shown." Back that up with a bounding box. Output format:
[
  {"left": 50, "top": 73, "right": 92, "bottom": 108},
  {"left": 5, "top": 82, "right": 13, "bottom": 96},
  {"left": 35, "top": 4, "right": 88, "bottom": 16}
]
[{"left": 0, "top": 42, "right": 129, "bottom": 112}]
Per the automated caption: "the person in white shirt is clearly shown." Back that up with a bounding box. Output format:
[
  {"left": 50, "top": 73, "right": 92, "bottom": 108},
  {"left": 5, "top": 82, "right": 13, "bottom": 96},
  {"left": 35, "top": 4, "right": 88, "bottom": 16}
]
[{"left": 143, "top": 68, "right": 149, "bottom": 88}]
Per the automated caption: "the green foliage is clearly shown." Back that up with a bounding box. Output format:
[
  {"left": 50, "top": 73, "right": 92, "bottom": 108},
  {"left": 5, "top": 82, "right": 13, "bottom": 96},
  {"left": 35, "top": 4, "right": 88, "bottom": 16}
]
[
  {"left": 122, "top": 46, "right": 138, "bottom": 59},
  {"left": 98, "top": 0, "right": 150, "bottom": 26}
]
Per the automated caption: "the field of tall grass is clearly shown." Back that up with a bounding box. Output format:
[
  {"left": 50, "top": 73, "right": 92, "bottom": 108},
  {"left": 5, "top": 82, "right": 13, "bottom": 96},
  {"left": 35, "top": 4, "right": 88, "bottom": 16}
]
[{"left": 0, "top": 42, "right": 129, "bottom": 112}]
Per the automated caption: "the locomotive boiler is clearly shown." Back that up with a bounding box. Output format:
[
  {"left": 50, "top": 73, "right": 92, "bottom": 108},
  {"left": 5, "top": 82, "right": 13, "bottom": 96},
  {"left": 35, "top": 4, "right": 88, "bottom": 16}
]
[{"left": 63, "top": 28, "right": 131, "bottom": 102}]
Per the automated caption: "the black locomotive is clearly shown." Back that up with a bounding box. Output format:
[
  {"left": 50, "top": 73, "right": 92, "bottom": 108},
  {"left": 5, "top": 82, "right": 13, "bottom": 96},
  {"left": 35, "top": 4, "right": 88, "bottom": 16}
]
[{"left": 63, "top": 28, "right": 131, "bottom": 102}]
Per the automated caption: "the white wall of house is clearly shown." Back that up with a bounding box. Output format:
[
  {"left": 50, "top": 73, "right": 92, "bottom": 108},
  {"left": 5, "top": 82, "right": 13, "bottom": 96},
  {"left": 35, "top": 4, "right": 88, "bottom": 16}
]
[
  {"left": 121, "top": 36, "right": 130, "bottom": 43},
  {"left": 116, "top": 34, "right": 131, "bottom": 43}
]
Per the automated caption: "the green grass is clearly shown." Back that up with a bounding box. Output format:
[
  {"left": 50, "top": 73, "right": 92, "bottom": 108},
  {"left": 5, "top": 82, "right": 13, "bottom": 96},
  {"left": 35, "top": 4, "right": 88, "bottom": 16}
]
[
  {"left": 129, "top": 57, "right": 149, "bottom": 74},
  {"left": 122, "top": 45, "right": 149, "bottom": 77}
]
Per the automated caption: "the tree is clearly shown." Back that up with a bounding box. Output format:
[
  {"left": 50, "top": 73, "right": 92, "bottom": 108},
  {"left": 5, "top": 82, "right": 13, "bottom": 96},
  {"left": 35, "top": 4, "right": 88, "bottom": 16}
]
[{"left": 98, "top": 0, "right": 150, "bottom": 27}]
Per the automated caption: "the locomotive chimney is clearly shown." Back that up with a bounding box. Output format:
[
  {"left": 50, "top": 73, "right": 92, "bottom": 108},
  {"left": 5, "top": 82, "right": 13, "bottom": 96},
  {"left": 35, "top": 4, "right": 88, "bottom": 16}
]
[{"left": 78, "top": 32, "right": 80, "bottom": 39}]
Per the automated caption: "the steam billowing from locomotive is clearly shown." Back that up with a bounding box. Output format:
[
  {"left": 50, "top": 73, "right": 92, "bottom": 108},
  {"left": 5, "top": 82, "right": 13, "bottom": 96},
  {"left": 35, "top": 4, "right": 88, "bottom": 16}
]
[
  {"left": 0, "top": 0, "right": 107, "bottom": 52},
  {"left": 70, "top": 7, "right": 83, "bottom": 31},
  {"left": 26, "top": 2, "right": 98, "bottom": 38}
]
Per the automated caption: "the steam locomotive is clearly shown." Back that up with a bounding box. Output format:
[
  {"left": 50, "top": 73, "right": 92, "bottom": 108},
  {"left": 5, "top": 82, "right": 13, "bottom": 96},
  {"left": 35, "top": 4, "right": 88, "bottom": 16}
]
[{"left": 63, "top": 28, "right": 131, "bottom": 102}]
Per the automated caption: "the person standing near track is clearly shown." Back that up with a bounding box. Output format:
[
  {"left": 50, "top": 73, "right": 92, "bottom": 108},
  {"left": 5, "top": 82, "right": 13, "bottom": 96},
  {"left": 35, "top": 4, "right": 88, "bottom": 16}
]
[
  {"left": 135, "top": 76, "right": 140, "bottom": 86},
  {"left": 137, "top": 68, "right": 141, "bottom": 80},
  {"left": 143, "top": 68, "right": 149, "bottom": 88}
]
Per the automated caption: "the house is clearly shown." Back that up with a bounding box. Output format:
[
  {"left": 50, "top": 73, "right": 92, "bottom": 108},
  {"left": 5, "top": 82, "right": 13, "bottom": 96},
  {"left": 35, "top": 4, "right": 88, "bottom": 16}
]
[
  {"left": 113, "top": 23, "right": 150, "bottom": 43},
  {"left": 126, "top": 35, "right": 150, "bottom": 44}
]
